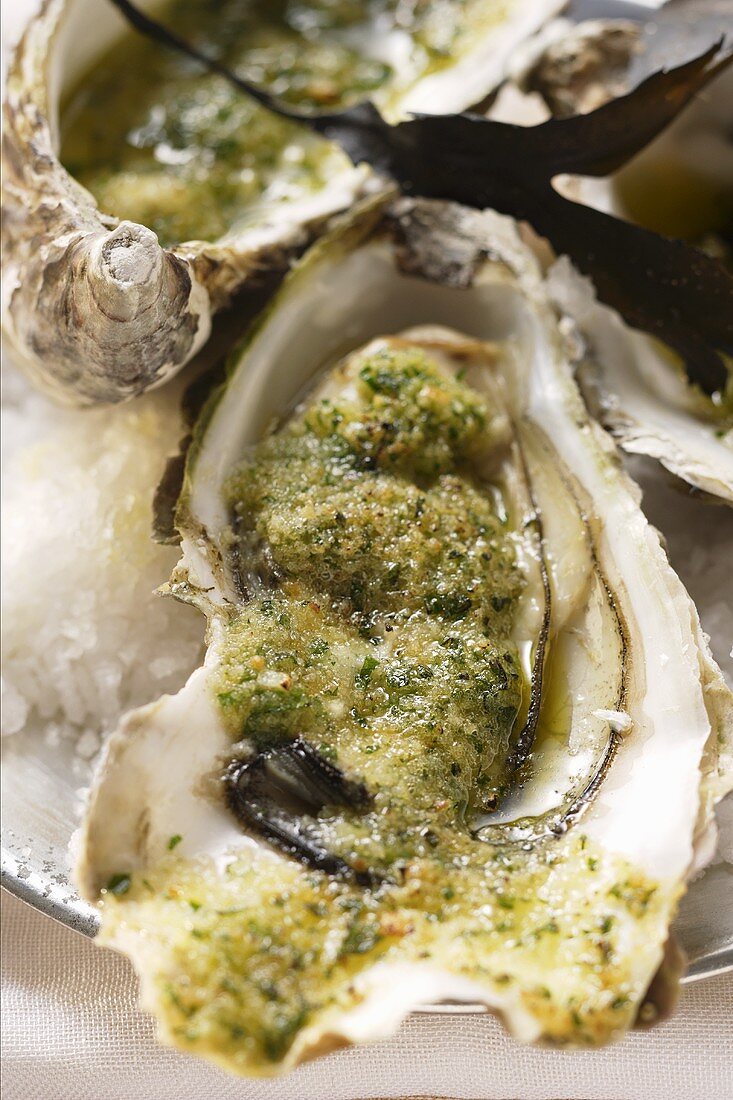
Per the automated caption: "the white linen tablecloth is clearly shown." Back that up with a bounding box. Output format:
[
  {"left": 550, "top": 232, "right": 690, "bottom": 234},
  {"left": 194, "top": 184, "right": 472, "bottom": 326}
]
[{"left": 3, "top": 889, "right": 732, "bottom": 1100}]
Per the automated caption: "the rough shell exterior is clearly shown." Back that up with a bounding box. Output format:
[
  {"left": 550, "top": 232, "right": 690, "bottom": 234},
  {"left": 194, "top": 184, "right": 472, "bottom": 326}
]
[
  {"left": 1, "top": 0, "right": 213, "bottom": 405},
  {"left": 0, "top": 0, "right": 374, "bottom": 405}
]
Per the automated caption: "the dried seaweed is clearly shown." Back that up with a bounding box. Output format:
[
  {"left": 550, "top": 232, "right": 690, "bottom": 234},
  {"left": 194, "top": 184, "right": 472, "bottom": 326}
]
[{"left": 109, "top": 0, "right": 733, "bottom": 394}]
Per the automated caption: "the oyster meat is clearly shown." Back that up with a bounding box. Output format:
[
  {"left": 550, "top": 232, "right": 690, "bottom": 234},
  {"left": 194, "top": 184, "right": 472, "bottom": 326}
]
[
  {"left": 1, "top": 0, "right": 562, "bottom": 404},
  {"left": 77, "top": 200, "right": 732, "bottom": 1077}
]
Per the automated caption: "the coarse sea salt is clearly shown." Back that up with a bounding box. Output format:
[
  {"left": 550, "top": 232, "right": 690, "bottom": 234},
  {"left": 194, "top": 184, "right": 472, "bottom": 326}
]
[{"left": 1, "top": 364, "right": 204, "bottom": 767}]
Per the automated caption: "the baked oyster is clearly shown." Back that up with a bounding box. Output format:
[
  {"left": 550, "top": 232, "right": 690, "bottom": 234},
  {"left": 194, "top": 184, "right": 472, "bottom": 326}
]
[
  {"left": 76, "top": 200, "right": 732, "bottom": 1076},
  {"left": 1, "top": 0, "right": 561, "bottom": 404}
]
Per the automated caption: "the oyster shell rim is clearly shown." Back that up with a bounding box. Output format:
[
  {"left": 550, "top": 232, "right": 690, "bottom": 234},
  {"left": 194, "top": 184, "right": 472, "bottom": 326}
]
[{"left": 501, "top": 16, "right": 733, "bottom": 506}]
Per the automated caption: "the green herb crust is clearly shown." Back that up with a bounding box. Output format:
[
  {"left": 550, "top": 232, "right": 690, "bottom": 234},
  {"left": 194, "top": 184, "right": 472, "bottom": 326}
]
[
  {"left": 61, "top": 0, "right": 507, "bottom": 244},
  {"left": 219, "top": 341, "right": 523, "bottom": 822}
]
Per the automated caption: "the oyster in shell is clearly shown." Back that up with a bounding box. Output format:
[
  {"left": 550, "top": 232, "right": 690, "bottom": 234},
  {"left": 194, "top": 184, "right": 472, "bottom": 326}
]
[
  {"left": 508, "top": 8, "right": 733, "bottom": 503},
  {"left": 76, "top": 200, "right": 732, "bottom": 1076},
  {"left": 1, "top": 0, "right": 561, "bottom": 405}
]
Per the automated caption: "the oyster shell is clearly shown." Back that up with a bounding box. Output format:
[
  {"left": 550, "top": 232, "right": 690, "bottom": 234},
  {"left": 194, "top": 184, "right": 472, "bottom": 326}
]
[
  {"left": 1, "top": 0, "right": 562, "bottom": 405},
  {"left": 508, "top": 14, "right": 642, "bottom": 118},
  {"left": 508, "top": 11, "right": 733, "bottom": 503},
  {"left": 76, "top": 199, "right": 732, "bottom": 1076}
]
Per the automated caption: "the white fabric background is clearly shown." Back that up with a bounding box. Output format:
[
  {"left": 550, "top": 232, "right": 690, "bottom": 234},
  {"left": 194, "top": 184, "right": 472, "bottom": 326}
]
[
  {"left": 3, "top": 890, "right": 732, "bottom": 1100},
  {"left": 3, "top": 1, "right": 732, "bottom": 1098}
]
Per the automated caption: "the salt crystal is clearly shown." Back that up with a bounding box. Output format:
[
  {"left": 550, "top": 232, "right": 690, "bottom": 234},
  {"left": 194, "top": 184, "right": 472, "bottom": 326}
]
[
  {"left": 592, "top": 709, "right": 633, "bottom": 734},
  {"left": 76, "top": 730, "right": 100, "bottom": 760},
  {"left": 0, "top": 677, "right": 28, "bottom": 735}
]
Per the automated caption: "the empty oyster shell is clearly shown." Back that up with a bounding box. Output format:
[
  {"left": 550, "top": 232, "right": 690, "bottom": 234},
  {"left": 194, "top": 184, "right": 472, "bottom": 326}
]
[
  {"left": 76, "top": 200, "right": 732, "bottom": 1076},
  {"left": 1, "top": 0, "right": 562, "bottom": 405}
]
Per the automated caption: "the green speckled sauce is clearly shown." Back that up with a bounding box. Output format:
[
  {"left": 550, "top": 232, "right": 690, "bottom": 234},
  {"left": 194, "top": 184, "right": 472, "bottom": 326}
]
[
  {"left": 106, "top": 834, "right": 672, "bottom": 1073},
  {"left": 60, "top": 0, "right": 508, "bottom": 245},
  {"left": 219, "top": 342, "right": 524, "bottom": 825},
  {"left": 99, "top": 340, "right": 676, "bottom": 1075}
]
